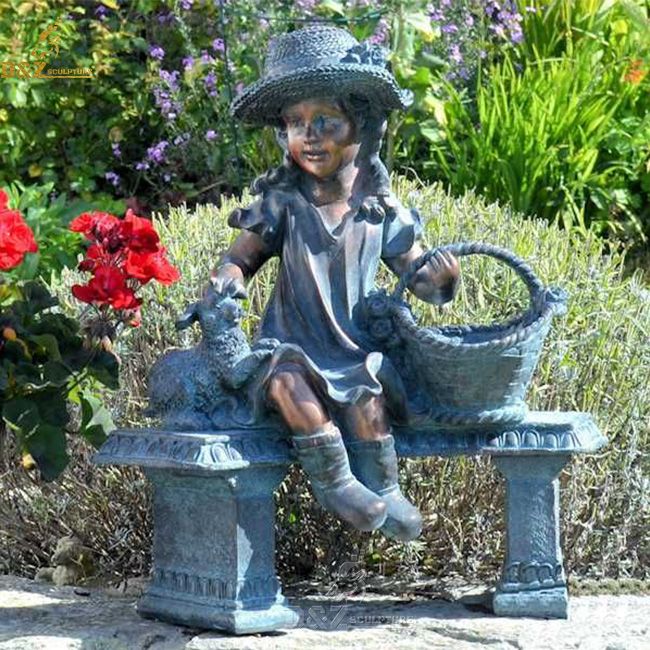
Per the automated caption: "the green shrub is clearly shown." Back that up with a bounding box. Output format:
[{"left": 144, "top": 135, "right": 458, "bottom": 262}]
[
  {"left": 394, "top": 0, "right": 650, "bottom": 249},
  {"left": 1, "top": 179, "right": 647, "bottom": 582}
]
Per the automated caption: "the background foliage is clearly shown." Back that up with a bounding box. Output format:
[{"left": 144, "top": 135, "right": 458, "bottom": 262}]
[
  {"left": 1, "top": 0, "right": 648, "bottom": 255},
  {"left": 1, "top": 180, "right": 647, "bottom": 582}
]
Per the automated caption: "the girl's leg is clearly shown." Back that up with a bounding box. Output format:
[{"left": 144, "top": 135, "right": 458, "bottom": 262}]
[
  {"left": 266, "top": 362, "right": 387, "bottom": 531},
  {"left": 341, "top": 396, "right": 423, "bottom": 542},
  {"left": 339, "top": 395, "right": 391, "bottom": 441},
  {"left": 266, "top": 362, "right": 329, "bottom": 434}
]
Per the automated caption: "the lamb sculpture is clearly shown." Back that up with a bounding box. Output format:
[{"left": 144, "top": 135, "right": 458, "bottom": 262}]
[{"left": 146, "top": 286, "right": 279, "bottom": 430}]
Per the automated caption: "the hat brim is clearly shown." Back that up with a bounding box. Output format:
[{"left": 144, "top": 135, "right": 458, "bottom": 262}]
[{"left": 230, "top": 64, "right": 413, "bottom": 126}]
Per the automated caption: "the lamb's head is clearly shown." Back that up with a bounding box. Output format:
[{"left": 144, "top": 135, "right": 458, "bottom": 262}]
[{"left": 175, "top": 290, "right": 244, "bottom": 339}]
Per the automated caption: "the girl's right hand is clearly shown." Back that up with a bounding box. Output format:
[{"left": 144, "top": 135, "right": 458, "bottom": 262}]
[{"left": 208, "top": 263, "right": 248, "bottom": 299}]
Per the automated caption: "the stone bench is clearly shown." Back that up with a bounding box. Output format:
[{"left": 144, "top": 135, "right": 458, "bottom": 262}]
[{"left": 94, "top": 410, "right": 606, "bottom": 635}]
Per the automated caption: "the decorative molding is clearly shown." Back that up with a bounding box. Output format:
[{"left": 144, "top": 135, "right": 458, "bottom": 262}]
[
  {"left": 499, "top": 561, "right": 566, "bottom": 592},
  {"left": 94, "top": 411, "right": 606, "bottom": 472},
  {"left": 150, "top": 567, "right": 280, "bottom": 602},
  {"left": 95, "top": 428, "right": 293, "bottom": 471}
]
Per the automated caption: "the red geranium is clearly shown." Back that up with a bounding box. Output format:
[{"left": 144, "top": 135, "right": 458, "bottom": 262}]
[
  {"left": 125, "top": 247, "right": 181, "bottom": 285},
  {"left": 0, "top": 189, "right": 38, "bottom": 271},
  {"left": 70, "top": 206, "right": 179, "bottom": 327},
  {"left": 72, "top": 266, "right": 142, "bottom": 310},
  {"left": 119, "top": 209, "right": 160, "bottom": 253},
  {"left": 70, "top": 211, "right": 121, "bottom": 242}
]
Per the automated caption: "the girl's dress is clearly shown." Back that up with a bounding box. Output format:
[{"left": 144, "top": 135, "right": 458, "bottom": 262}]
[{"left": 228, "top": 185, "right": 423, "bottom": 420}]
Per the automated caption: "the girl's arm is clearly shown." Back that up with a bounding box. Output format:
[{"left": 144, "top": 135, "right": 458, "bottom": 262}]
[
  {"left": 209, "top": 231, "right": 272, "bottom": 298},
  {"left": 384, "top": 242, "right": 460, "bottom": 305}
]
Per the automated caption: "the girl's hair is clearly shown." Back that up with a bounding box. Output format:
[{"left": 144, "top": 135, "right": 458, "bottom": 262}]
[{"left": 250, "top": 94, "right": 397, "bottom": 217}]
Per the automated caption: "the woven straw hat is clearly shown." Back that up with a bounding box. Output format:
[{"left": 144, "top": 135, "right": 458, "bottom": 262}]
[{"left": 230, "top": 25, "right": 413, "bottom": 126}]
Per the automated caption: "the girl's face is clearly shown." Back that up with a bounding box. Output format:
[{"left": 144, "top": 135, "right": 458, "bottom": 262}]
[{"left": 281, "top": 98, "right": 361, "bottom": 180}]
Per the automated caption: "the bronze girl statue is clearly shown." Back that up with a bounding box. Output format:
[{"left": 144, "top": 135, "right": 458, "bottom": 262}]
[{"left": 210, "top": 26, "right": 460, "bottom": 541}]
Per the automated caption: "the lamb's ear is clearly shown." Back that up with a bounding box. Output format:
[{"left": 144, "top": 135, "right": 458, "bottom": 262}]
[{"left": 175, "top": 302, "right": 200, "bottom": 331}]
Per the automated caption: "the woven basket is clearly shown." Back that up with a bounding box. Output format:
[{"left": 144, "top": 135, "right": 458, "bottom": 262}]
[{"left": 387, "top": 242, "right": 568, "bottom": 426}]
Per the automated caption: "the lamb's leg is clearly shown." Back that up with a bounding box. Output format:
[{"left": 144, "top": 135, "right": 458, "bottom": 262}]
[{"left": 226, "top": 351, "right": 270, "bottom": 390}]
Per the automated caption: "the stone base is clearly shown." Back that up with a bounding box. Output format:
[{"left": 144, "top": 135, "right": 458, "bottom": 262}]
[
  {"left": 137, "top": 592, "right": 300, "bottom": 634},
  {"left": 492, "top": 587, "right": 569, "bottom": 619}
]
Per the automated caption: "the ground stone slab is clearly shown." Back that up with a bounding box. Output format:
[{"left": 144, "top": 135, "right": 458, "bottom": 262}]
[{"left": 0, "top": 576, "right": 648, "bottom": 650}]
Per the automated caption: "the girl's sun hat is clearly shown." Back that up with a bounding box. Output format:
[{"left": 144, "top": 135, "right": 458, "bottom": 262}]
[{"left": 230, "top": 25, "right": 413, "bottom": 126}]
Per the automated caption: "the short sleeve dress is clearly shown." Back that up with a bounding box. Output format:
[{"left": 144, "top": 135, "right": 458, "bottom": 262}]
[{"left": 228, "top": 185, "right": 423, "bottom": 418}]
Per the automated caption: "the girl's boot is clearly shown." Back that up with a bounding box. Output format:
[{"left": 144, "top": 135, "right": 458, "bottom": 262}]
[
  {"left": 292, "top": 424, "right": 387, "bottom": 532},
  {"left": 346, "top": 432, "right": 422, "bottom": 541}
]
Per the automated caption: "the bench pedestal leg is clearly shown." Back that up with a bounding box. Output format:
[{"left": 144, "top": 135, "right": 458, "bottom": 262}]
[
  {"left": 137, "top": 466, "right": 299, "bottom": 634},
  {"left": 492, "top": 455, "right": 570, "bottom": 619}
]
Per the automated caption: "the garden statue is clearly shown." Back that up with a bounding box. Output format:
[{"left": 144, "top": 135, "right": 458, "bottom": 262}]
[
  {"left": 97, "top": 24, "right": 607, "bottom": 634},
  {"left": 207, "top": 24, "right": 461, "bottom": 540}
]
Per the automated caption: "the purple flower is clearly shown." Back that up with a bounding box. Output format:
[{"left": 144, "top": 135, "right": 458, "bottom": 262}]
[
  {"left": 182, "top": 56, "right": 195, "bottom": 71},
  {"left": 163, "top": 173, "right": 171, "bottom": 182},
  {"left": 136, "top": 161, "right": 150, "bottom": 171},
  {"left": 146, "top": 140, "right": 169, "bottom": 165},
  {"left": 442, "top": 23, "right": 459, "bottom": 34},
  {"left": 180, "top": 0, "right": 193, "bottom": 9},
  {"left": 449, "top": 44, "right": 463, "bottom": 64},
  {"left": 430, "top": 9, "right": 445, "bottom": 22},
  {"left": 111, "top": 142, "right": 122, "bottom": 158},
  {"left": 105, "top": 171, "right": 121, "bottom": 187},
  {"left": 159, "top": 69, "right": 180, "bottom": 92},
  {"left": 149, "top": 44, "right": 165, "bottom": 61},
  {"left": 369, "top": 18, "right": 389, "bottom": 45},
  {"left": 173, "top": 133, "right": 190, "bottom": 146},
  {"left": 200, "top": 50, "right": 215, "bottom": 65},
  {"left": 465, "top": 14, "right": 474, "bottom": 28},
  {"left": 295, "top": 0, "right": 316, "bottom": 12},
  {"left": 212, "top": 38, "right": 225, "bottom": 52},
  {"left": 510, "top": 27, "right": 524, "bottom": 44},
  {"left": 234, "top": 81, "right": 245, "bottom": 96},
  {"left": 157, "top": 11, "right": 175, "bottom": 25},
  {"left": 203, "top": 70, "right": 217, "bottom": 95},
  {"left": 94, "top": 6, "right": 108, "bottom": 20},
  {"left": 205, "top": 129, "right": 217, "bottom": 142},
  {"left": 153, "top": 85, "right": 182, "bottom": 121}
]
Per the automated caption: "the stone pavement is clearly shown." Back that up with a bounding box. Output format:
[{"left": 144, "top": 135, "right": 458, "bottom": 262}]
[{"left": 0, "top": 575, "right": 648, "bottom": 650}]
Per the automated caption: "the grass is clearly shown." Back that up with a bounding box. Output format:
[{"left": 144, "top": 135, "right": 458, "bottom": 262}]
[{"left": 1, "top": 177, "right": 647, "bottom": 585}]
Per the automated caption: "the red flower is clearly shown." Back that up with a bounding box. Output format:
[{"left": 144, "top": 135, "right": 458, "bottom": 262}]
[
  {"left": 72, "top": 266, "right": 142, "bottom": 310},
  {"left": 77, "top": 243, "right": 108, "bottom": 272},
  {"left": 70, "top": 211, "right": 121, "bottom": 241},
  {"left": 124, "top": 247, "right": 180, "bottom": 285},
  {"left": 0, "top": 192, "right": 38, "bottom": 271},
  {"left": 120, "top": 209, "right": 159, "bottom": 253}
]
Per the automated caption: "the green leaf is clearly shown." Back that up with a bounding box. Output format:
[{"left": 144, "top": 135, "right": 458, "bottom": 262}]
[
  {"left": 87, "top": 349, "right": 120, "bottom": 389},
  {"left": 410, "top": 66, "right": 432, "bottom": 88},
  {"left": 3, "top": 397, "right": 39, "bottom": 435},
  {"left": 404, "top": 12, "right": 436, "bottom": 42},
  {"left": 79, "top": 393, "right": 114, "bottom": 448},
  {"left": 22, "top": 281, "right": 58, "bottom": 313},
  {"left": 28, "top": 334, "right": 61, "bottom": 361},
  {"left": 318, "top": 0, "right": 345, "bottom": 15},
  {"left": 31, "top": 313, "right": 80, "bottom": 343},
  {"left": 24, "top": 423, "right": 69, "bottom": 481},
  {"left": 43, "top": 360, "right": 73, "bottom": 386},
  {"left": 34, "top": 390, "right": 70, "bottom": 427}
]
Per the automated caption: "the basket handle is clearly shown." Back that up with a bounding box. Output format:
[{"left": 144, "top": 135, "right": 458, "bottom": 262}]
[{"left": 393, "top": 241, "right": 546, "bottom": 307}]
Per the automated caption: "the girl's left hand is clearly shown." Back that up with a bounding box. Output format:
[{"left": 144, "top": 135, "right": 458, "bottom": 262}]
[{"left": 410, "top": 249, "right": 460, "bottom": 305}]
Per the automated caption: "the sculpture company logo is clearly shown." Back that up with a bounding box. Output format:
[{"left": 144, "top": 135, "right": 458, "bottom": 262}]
[{"left": 1, "top": 19, "right": 94, "bottom": 79}]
